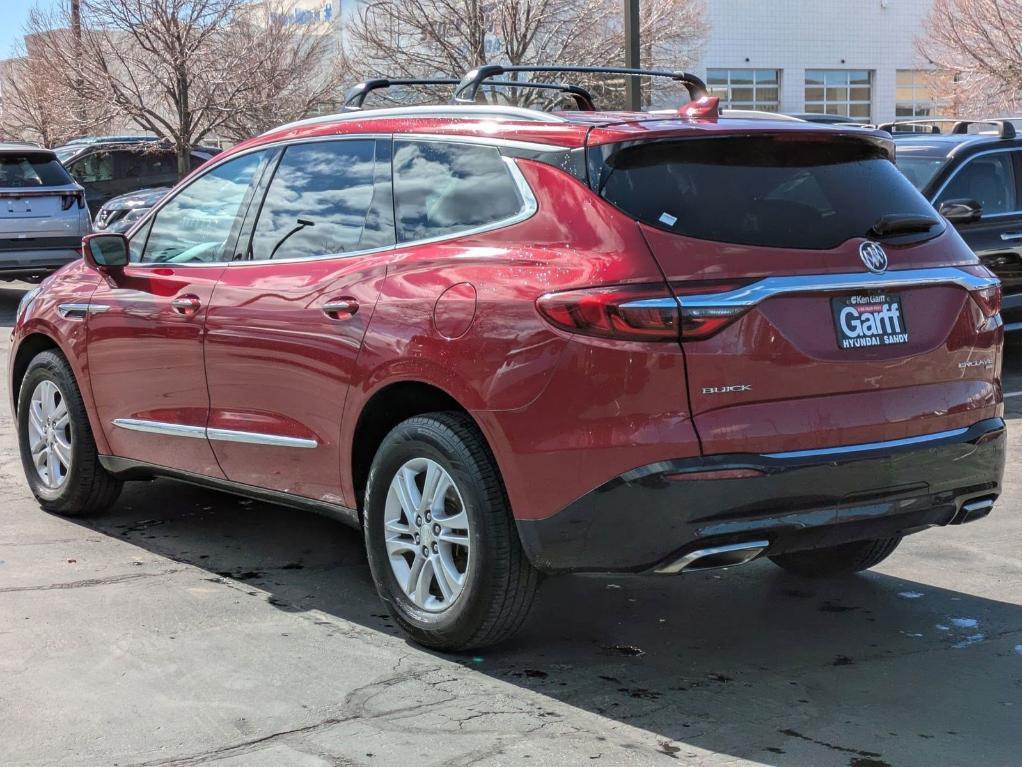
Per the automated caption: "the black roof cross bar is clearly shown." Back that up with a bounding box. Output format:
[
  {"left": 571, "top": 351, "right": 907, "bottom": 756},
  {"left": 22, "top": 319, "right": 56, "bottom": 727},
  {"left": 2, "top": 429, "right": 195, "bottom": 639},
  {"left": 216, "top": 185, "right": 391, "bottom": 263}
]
[
  {"left": 877, "top": 119, "right": 951, "bottom": 134},
  {"left": 344, "top": 79, "right": 459, "bottom": 110},
  {"left": 951, "top": 119, "right": 1016, "bottom": 139},
  {"left": 452, "top": 65, "right": 708, "bottom": 105},
  {"left": 344, "top": 77, "right": 597, "bottom": 111}
]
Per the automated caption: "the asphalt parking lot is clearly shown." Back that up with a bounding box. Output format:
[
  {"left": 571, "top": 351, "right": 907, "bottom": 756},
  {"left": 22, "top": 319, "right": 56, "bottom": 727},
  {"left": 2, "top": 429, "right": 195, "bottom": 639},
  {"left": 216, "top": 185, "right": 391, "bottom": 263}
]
[{"left": 0, "top": 281, "right": 1019, "bottom": 767}]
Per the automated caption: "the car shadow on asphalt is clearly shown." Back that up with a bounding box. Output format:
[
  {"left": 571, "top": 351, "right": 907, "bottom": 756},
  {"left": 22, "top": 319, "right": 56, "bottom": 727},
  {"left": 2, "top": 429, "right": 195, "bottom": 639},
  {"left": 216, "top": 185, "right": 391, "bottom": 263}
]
[{"left": 66, "top": 477, "right": 1022, "bottom": 767}]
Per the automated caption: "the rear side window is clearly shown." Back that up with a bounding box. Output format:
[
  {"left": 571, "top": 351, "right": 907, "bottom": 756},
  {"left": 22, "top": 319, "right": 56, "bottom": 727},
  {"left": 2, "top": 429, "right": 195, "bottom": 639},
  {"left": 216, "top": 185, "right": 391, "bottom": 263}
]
[
  {"left": 592, "top": 137, "right": 942, "bottom": 249},
  {"left": 935, "top": 153, "right": 1017, "bottom": 215},
  {"left": 250, "top": 139, "right": 394, "bottom": 260},
  {"left": 393, "top": 140, "right": 526, "bottom": 242},
  {"left": 0, "top": 153, "right": 73, "bottom": 187},
  {"left": 68, "top": 151, "right": 115, "bottom": 183}
]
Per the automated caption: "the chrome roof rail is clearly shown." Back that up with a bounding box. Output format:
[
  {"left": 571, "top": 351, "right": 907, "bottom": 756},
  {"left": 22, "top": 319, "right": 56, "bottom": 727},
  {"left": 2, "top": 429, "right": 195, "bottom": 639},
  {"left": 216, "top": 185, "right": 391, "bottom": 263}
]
[{"left": 264, "top": 104, "right": 568, "bottom": 135}]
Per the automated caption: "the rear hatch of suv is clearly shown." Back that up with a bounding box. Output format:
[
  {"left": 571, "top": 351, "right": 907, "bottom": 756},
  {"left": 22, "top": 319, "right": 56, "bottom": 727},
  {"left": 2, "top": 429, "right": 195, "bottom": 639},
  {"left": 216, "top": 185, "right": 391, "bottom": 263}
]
[
  {"left": 587, "top": 124, "right": 1003, "bottom": 454},
  {"left": 0, "top": 149, "right": 88, "bottom": 241}
]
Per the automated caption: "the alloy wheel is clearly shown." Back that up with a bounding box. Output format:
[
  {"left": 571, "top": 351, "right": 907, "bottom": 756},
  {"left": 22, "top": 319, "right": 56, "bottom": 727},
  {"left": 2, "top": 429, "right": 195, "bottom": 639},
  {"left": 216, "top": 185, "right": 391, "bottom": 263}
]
[
  {"left": 384, "top": 457, "right": 471, "bottom": 612},
  {"left": 27, "top": 379, "right": 73, "bottom": 490}
]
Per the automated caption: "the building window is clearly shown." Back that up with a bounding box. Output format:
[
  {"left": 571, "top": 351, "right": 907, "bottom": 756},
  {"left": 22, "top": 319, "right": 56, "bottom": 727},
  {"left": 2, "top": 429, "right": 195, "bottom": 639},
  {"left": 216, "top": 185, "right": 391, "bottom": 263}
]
[
  {"left": 805, "top": 70, "right": 872, "bottom": 120},
  {"left": 707, "top": 69, "right": 780, "bottom": 112},
  {"left": 896, "top": 70, "right": 936, "bottom": 118}
]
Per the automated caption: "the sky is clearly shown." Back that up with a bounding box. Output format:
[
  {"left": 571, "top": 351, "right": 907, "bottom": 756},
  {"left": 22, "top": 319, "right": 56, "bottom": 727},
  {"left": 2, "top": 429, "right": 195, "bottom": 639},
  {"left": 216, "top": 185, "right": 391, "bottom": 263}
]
[{"left": 1, "top": 0, "right": 56, "bottom": 60}]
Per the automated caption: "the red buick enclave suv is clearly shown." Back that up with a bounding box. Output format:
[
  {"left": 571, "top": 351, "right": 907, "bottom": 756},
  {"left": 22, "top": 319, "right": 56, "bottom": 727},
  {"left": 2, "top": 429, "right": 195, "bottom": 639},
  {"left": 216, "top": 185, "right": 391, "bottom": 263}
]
[{"left": 9, "top": 67, "right": 1006, "bottom": 650}]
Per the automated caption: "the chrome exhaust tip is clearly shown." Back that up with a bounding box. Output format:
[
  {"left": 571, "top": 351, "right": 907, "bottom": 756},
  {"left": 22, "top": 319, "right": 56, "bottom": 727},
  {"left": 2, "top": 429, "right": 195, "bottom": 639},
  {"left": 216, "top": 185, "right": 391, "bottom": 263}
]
[
  {"left": 952, "top": 496, "right": 995, "bottom": 525},
  {"left": 655, "top": 539, "right": 770, "bottom": 575}
]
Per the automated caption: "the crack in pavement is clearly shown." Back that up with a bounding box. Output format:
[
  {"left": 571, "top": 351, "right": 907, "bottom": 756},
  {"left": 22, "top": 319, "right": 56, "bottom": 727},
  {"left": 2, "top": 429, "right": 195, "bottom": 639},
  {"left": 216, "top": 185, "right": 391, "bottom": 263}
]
[{"left": 0, "top": 569, "right": 183, "bottom": 593}]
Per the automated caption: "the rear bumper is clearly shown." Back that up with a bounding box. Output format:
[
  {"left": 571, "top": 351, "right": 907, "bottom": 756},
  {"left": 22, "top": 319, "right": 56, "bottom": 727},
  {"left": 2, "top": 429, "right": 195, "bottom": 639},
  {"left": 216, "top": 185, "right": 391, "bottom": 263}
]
[
  {"left": 516, "top": 418, "right": 1006, "bottom": 574},
  {"left": 0, "top": 248, "right": 80, "bottom": 276}
]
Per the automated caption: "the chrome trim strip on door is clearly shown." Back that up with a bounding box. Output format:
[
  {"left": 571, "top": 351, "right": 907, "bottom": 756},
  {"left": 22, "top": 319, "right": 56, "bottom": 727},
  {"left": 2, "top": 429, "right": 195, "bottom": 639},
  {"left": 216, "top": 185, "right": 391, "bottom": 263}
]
[
  {"left": 206, "top": 427, "right": 318, "bottom": 449},
  {"left": 112, "top": 419, "right": 207, "bottom": 439},
  {"left": 762, "top": 426, "right": 970, "bottom": 460},
  {"left": 112, "top": 419, "right": 318, "bottom": 448},
  {"left": 619, "top": 267, "right": 1000, "bottom": 310},
  {"left": 57, "top": 303, "right": 110, "bottom": 319}
]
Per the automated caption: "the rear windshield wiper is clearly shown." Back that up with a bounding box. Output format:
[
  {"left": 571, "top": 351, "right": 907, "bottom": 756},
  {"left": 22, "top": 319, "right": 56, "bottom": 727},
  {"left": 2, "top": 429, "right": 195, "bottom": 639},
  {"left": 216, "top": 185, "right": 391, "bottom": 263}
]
[{"left": 869, "top": 214, "right": 941, "bottom": 239}]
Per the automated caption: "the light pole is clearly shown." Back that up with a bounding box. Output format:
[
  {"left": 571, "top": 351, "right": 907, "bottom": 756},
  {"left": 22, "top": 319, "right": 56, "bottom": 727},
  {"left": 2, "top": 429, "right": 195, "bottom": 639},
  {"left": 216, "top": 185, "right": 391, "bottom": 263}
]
[
  {"left": 71, "top": 0, "right": 83, "bottom": 124},
  {"left": 624, "top": 0, "right": 641, "bottom": 110}
]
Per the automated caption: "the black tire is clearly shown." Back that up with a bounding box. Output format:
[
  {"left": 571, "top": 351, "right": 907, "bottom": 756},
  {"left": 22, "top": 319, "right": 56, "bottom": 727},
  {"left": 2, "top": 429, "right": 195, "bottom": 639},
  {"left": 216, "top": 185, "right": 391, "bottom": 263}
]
[
  {"left": 364, "top": 412, "right": 539, "bottom": 651},
  {"left": 16, "top": 350, "right": 122, "bottom": 516},
  {"left": 769, "top": 537, "right": 902, "bottom": 577}
]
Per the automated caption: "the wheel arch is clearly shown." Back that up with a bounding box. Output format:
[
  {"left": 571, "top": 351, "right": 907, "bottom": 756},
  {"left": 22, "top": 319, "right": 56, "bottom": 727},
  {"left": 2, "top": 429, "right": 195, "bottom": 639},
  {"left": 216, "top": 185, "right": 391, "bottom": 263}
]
[
  {"left": 349, "top": 380, "right": 490, "bottom": 518},
  {"left": 10, "top": 333, "right": 63, "bottom": 414}
]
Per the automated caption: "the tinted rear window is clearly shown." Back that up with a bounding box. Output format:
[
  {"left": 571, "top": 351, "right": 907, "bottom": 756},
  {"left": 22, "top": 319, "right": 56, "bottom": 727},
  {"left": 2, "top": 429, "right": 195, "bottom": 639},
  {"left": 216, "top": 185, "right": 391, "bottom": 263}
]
[
  {"left": 0, "top": 153, "right": 73, "bottom": 188},
  {"left": 592, "top": 137, "right": 942, "bottom": 249}
]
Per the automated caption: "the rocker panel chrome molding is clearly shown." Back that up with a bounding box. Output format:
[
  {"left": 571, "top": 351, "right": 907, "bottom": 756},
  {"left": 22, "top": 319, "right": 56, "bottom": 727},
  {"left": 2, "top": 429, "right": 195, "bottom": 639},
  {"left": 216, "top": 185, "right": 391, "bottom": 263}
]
[
  {"left": 112, "top": 419, "right": 318, "bottom": 448},
  {"left": 207, "top": 427, "right": 317, "bottom": 449}
]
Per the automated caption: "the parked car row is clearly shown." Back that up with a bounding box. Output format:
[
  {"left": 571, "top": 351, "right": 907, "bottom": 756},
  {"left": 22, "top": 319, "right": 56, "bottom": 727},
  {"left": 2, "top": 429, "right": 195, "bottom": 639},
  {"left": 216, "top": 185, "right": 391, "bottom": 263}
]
[
  {"left": 885, "top": 118, "right": 1022, "bottom": 331},
  {"left": 0, "top": 143, "right": 91, "bottom": 282},
  {"left": 9, "top": 65, "right": 1006, "bottom": 650},
  {"left": 54, "top": 137, "right": 219, "bottom": 213}
]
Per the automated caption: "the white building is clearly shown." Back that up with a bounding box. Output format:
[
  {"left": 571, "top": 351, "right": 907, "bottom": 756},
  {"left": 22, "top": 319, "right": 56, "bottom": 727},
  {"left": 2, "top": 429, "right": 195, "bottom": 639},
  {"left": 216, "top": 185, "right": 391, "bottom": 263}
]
[
  {"left": 259, "top": 0, "right": 939, "bottom": 123},
  {"left": 692, "top": 0, "right": 937, "bottom": 123}
]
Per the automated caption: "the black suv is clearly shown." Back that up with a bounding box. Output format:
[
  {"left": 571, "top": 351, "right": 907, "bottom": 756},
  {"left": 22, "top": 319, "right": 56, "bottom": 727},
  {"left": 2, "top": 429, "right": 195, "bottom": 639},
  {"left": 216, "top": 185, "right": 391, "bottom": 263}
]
[
  {"left": 888, "top": 119, "right": 1022, "bottom": 331},
  {"left": 54, "top": 137, "right": 219, "bottom": 214}
]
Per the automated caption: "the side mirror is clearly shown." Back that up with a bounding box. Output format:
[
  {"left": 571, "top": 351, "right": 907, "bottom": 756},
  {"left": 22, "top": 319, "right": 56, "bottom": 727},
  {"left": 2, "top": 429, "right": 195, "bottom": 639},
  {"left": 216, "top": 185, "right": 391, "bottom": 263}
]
[
  {"left": 938, "top": 198, "right": 983, "bottom": 225},
  {"left": 83, "top": 233, "right": 129, "bottom": 269}
]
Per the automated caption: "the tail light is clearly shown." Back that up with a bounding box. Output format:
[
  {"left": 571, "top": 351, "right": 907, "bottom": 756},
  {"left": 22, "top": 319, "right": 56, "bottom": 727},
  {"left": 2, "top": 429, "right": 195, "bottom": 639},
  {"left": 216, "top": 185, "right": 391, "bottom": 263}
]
[
  {"left": 536, "top": 280, "right": 751, "bottom": 341},
  {"left": 536, "top": 285, "right": 680, "bottom": 341},
  {"left": 970, "top": 285, "right": 1002, "bottom": 319},
  {"left": 61, "top": 191, "right": 85, "bottom": 210},
  {"left": 960, "top": 265, "right": 1002, "bottom": 319}
]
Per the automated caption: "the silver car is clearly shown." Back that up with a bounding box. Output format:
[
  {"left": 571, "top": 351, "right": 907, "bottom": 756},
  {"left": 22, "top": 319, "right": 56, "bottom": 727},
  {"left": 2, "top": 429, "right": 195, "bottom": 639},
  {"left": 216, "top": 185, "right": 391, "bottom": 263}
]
[{"left": 0, "top": 143, "right": 91, "bottom": 281}]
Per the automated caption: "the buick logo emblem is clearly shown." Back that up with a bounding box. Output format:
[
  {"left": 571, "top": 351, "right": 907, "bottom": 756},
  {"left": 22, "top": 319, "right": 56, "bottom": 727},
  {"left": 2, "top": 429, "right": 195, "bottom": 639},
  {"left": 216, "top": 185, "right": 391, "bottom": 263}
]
[{"left": 859, "top": 241, "right": 888, "bottom": 274}]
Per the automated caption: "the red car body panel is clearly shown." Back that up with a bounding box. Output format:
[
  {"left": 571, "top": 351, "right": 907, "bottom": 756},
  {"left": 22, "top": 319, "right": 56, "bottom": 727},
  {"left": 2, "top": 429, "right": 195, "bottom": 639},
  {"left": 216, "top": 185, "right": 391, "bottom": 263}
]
[
  {"left": 203, "top": 253, "right": 391, "bottom": 500},
  {"left": 87, "top": 264, "right": 228, "bottom": 476}
]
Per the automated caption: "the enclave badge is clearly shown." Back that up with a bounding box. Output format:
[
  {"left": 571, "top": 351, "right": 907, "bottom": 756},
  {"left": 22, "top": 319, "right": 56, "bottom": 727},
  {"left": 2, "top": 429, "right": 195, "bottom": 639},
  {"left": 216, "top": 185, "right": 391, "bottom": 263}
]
[{"left": 859, "top": 241, "right": 888, "bottom": 274}]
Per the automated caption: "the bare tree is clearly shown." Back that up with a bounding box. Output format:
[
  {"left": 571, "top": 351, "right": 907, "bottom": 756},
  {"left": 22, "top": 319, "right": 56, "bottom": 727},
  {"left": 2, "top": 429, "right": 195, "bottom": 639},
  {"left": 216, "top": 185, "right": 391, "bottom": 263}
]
[
  {"left": 25, "top": 0, "right": 347, "bottom": 177},
  {"left": 218, "top": 5, "right": 348, "bottom": 141},
  {"left": 0, "top": 35, "right": 111, "bottom": 146},
  {"left": 348, "top": 0, "right": 708, "bottom": 110},
  {"left": 919, "top": 0, "right": 1022, "bottom": 115}
]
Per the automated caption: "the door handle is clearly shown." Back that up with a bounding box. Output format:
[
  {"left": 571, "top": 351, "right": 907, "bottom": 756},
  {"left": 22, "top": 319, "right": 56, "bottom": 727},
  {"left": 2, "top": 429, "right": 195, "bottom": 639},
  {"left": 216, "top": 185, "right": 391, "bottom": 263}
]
[
  {"left": 322, "top": 298, "right": 359, "bottom": 319},
  {"left": 1000, "top": 232, "right": 1022, "bottom": 241},
  {"left": 171, "top": 294, "right": 201, "bottom": 315}
]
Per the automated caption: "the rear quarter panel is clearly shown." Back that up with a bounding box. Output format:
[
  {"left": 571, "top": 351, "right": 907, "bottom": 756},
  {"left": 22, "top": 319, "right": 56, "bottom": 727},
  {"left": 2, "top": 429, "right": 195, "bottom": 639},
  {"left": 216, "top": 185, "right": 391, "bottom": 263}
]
[{"left": 342, "top": 159, "right": 695, "bottom": 517}]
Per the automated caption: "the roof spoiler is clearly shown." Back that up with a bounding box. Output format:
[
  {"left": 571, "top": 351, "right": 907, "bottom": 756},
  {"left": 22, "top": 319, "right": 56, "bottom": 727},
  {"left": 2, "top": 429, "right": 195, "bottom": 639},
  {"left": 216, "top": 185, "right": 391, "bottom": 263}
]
[
  {"left": 451, "top": 65, "right": 708, "bottom": 105},
  {"left": 344, "top": 77, "right": 597, "bottom": 111}
]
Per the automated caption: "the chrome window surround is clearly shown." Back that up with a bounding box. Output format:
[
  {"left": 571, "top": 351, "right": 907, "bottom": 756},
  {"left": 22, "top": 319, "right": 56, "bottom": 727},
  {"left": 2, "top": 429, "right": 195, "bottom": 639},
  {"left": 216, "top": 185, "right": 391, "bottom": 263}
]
[
  {"left": 619, "top": 266, "right": 1000, "bottom": 312},
  {"left": 931, "top": 147, "right": 1022, "bottom": 219},
  {"left": 122, "top": 134, "right": 540, "bottom": 269},
  {"left": 763, "top": 426, "right": 970, "bottom": 460},
  {"left": 112, "top": 418, "right": 317, "bottom": 449}
]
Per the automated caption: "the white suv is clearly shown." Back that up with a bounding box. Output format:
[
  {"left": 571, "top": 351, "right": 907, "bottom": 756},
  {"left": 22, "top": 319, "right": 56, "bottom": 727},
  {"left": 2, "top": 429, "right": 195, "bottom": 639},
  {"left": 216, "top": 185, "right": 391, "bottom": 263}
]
[{"left": 0, "top": 143, "right": 91, "bottom": 282}]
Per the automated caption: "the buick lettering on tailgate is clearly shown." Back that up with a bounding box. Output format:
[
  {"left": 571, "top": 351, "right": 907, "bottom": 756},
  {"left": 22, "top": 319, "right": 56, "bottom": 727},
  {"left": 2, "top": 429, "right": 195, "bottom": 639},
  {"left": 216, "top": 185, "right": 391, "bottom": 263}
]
[{"left": 832, "top": 293, "right": 909, "bottom": 349}]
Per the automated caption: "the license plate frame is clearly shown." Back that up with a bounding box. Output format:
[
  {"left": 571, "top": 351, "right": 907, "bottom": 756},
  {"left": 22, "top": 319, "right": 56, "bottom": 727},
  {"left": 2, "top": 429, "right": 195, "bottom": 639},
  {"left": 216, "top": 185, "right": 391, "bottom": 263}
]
[{"left": 831, "top": 293, "right": 909, "bottom": 349}]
